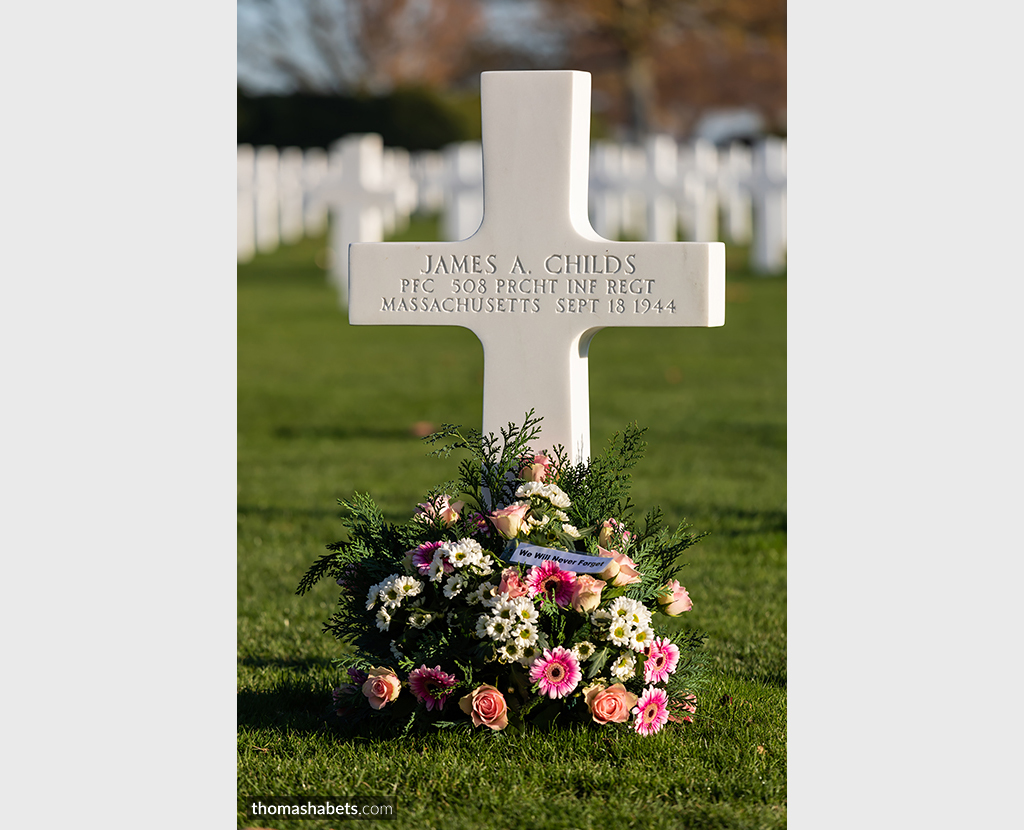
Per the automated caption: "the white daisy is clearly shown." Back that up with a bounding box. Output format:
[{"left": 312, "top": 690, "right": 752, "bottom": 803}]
[
  {"left": 427, "top": 549, "right": 450, "bottom": 582},
  {"left": 471, "top": 558, "right": 495, "bottom": 577},
  {"left": 375, "top": 607, "right": 391, "bottom": 632},
  {"left": 408, "top": 609, "right": 436, "bottom": 629},
  {"left": 490, "top": 598, "right": 517, "bottom": 621},
  {"left": 366, "top": 582, "right": 381, "bottom": 610},
  {"left": 515, "top": 481, "right": 544, "bottom": 499},
  {"left": 486, "top": 617, "right": 513, "bottom": 641},
  {"left": 629, "top": 626, "right": 656, "bottom": 652},
  {"left": 607, "top": 620, "right": 633, "bottom": 647},
  {"left": 481, "top": 588, "right": 508, "bottom": 609},
  {"left": 496, "top": 640, "right": 521, "bottom": 663},
  {"left": 610, "top": 652, "right": 636, "bottom": 681},
  {"left": 475, "top": 614, "right": 492, "bottom": 639},
  {"left": 509, "top": 597, "right": 539, "bottom": 625},
  {"left": 511, "top": 623, "right": 539, "bottom": 649},
  {"left": 543, "top": 484, "right": 571, "bottom": 509},
  {"left": 517, "top": 643, "right": 543, "bottom": 667},
  {"left": 571, "top": 641, "right": 596, "bottom": 661},
  {"left": 393, "top": 575, "right": 423, "bottom": 598},
  {"left": 443, "top": 573, "right": 467, "bottom": 599},
  {"left": 378, "top": 576, "right": 405, "bottom": 608},
  {"left": 447, "top": 539, "right": 485, "bottom": 569},
  {"left": 466, "top": 583, "right": 497, "bottom": 606}
]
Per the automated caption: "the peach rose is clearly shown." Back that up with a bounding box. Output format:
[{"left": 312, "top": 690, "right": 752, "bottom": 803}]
[
  {"left": 583, "top": 683, "right": 638, "bottom": 725},
  {"left": 361, "top": 667, "right": 401, "bottom": 710},
  {"left": 596, "top": 546, "right": 641, "bottom": 587},
  {"left": 459, "top": 683, "right": 508, "bottom": 730},
  {"left": 570, "top": 574, "right": 606, "bottom": 613},
  {"left": 488, "top": 502, "right": 530, "bottom": 539},
  {"left": 415, "top": 495, "right": 464, "bottom": 526},
  {"left": 597, "top": 519, "right": 633, "bottom": 549},
  {"left": 519, "top": 453, "right": 554, "bottom": 483},
  {"left": 657, "top": 579, "right": 692, "bottom": 615},
  {"left": 498, "top": 567, "right": 530, "bottom": 599}
]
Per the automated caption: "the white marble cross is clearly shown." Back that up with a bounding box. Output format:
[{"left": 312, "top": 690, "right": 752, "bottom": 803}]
[
  {"left": 349, "top": 71, "right": 725, "bottom": 463},
  {"left": 312, "top": 134, "right": 405, "bottom": 305},
  {"left": 749, "top": 136, "right": 787, "bottom": 274},
  {"left": 237, "top": 144, "right": 256, "bottom": 263}
]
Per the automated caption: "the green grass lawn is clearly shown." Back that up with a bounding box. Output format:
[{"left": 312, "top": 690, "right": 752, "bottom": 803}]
[{"left": 238, "top": 216, "right": 786, "bottom": 829}]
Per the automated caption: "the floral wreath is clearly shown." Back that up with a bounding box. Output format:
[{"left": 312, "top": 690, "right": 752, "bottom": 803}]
[{"left": 298, "top": 413, "right": 707, "bottom": 737}]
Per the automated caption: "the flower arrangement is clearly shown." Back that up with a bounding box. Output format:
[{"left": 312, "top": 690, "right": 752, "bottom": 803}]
[{"left": 298, "top": 413, "right": 707, "bottom": 737}]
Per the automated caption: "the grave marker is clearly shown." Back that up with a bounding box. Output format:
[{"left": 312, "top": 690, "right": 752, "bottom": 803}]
[
  {"left": 254, "top": 145, "right": 280, "bottom": 254},
  {"left": 349, "top": 71, "right": 725, "bottom": 463},
  {"left": 278, "top": 146, "right": 305, "bottom": 246},
  {"left": 302, "top": 147, "right": 329, "bottom": 236},
  {"left": 441, "top": 142, "right": 484, "bottom": 241},
  {"left": 749, "top": 136, "right": 787, "bottom": 274},
  {"left": 717, "top": 142, "right": 753, "bottom": 245},
  {"left": 312, "top": 133, "right": 402, "bottom": 305},
  {"left": 237, "top": 144, "right": 255, "bottom": 263}
]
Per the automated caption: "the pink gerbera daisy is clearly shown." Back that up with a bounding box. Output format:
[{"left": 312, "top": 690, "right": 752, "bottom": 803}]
[
  {"left": 410, "top": 541, "right": 447, "bottom": 576},
  {"left": 529, "top": 647, "right": 582, "bottom": 698},
  {"left": 632, "top": 685, "right": 670, "bottom": 736},
  {"left": 526, "top": 560, "right": 576, "bottom": 607},
  {"left": 407, "top": 665, "right": 458, "bottom": 711},
  {"left": 643, "top": 637, "right": 681, "bottom": 684}
]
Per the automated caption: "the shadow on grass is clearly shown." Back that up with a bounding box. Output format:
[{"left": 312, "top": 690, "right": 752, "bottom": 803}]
[
  {"left": 240, "top": 656, "right": 338, "bottom": 670},
  {"left": 237, "top": 503, "right": 343, "bottom": 521},
  {"left": 674, "top": 505, "right": 787, "bottom": 537},
  {"left": 238, "top": 685, "right": 334, "bottom": 734},
  {"left": 272, "top": 424, "right": 426, "bottom": 442}
]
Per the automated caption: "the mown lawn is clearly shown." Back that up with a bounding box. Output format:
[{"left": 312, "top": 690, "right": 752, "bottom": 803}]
[{"left": 238, "top": 215, "right": 786, "bottom": 829}]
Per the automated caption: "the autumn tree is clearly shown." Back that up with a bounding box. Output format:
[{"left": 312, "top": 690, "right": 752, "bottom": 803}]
[
  {"left": 237, "top": 0, "right": 485, "bottom": 95},
  {"left": 540, "top": 0, "right": 785, "bottom": 139}
]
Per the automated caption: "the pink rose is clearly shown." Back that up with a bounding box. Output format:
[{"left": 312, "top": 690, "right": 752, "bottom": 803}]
[
  {"left": 597, "top": 519, "right": 633, "bottom": 549},
  {"left": 361, "top": 667, "right": 401, "bottom": 710},
  {"left": 488, "top": 502, "right": 530, "bottom": 539},
  {"left": 415, "top": 495, "right": 464, "bottom": 526},
  {"left": 570, "top": 574, "right": 606, "bottom": 613},
  {"left": 583, "top": 683, "right": 639, "bottom": 725},
  {"left": 519, "top": 453, "right": 554, "bottom": 483},
  {"left": 459, "top": 683, "right": 508, "bottom": 730},
  {"left": 657, "top": 579, "right": 692, "bottom": 615},
  {"left": 498, "top": 567, "right": 530, "bottom": 599},
  {"left": 596, "top": 546, "right": 641, "bottom": 587}
]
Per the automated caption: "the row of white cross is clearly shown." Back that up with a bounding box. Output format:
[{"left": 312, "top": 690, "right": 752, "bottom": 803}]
[{"left": 237, "top": 131, "right": 785, "bottom": 302}]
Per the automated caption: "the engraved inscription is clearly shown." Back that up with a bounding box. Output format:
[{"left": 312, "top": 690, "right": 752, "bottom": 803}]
[{"left": 380, "top": 252, "right": 676, "bottom": 317}]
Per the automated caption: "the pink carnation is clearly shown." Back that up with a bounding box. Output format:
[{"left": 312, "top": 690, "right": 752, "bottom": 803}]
[{"left": 526, "top": 560, "right": 576, "bottom": 606}]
